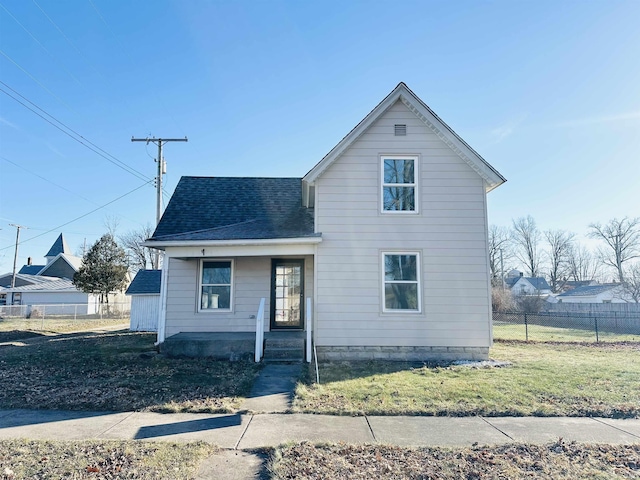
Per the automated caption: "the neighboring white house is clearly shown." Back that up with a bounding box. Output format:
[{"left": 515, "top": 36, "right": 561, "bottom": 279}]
[
  {"left": 556, "top": 284, "right": 629, "bottom": 303},
  {"left": 505, "top": 275, "right": 552, "bottom": 296},
  {"left": 145, "top": 83, "right": 506, "bottom": 362},
  {"left": 126, "top": 269, "right": 161, "bottom": 332},
  {"left": 0, "top": 234, "right": 100, "bottom": 314}
]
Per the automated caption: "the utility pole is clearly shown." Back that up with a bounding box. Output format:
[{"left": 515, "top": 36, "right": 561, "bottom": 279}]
[
  {"left": 9, "top": 224, "right": 26, "bottom": 289},
  {"left": 131, "top": 137, "right": 188, "bottom": 225},
  {"left": 131, "top": 136, "right": 188, "bottom": 269}
]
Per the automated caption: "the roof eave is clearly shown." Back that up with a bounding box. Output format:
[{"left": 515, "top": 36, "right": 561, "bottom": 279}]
[{"left": 143, "top": 236, "right": 323, "bottom": 250}]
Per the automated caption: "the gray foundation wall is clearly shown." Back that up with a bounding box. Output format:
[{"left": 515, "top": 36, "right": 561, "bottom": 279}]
[{"left": 316, "top": 345, "right": 489, "bottom": 362}]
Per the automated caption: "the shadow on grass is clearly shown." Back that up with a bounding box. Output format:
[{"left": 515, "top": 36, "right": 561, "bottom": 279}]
[{"left": 0, "top": 330, "right": 50, "bottom": 343}]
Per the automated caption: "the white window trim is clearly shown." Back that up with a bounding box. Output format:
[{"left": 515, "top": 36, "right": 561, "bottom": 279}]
[
  {"left": 197, "top": 258, "right": 234, "bottom": 313},
  {"left": 380, "top": 155, "right": 419, "bottom": 214},
  {"left": 381, "top": 251, "right": 422, "bottom": 313}
]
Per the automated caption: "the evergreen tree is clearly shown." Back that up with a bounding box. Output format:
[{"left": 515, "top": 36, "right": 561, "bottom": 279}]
[{"left": 73, "top": 234, "right": 128, "bottom": 304}]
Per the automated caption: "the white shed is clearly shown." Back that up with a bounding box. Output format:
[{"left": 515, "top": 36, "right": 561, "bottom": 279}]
[{"left": 126, "top": 270, "right": 161, "bottom": 332}]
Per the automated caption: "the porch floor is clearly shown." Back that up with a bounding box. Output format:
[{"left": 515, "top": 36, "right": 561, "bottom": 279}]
[{"left": 160, "top": 331, "right": 306, "bottom": 360}]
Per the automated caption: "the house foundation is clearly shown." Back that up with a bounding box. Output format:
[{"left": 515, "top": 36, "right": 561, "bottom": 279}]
[{"left": 315, "top": 346, "right": 489, "bottom": 362}]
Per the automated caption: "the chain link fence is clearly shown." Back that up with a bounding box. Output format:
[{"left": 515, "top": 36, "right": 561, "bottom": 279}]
[
  {"left": 0, "top": 303, "right": 131, "bottom": 333},
  {"left": 493, "top": 310, "right": 640, "bottom": 342}
]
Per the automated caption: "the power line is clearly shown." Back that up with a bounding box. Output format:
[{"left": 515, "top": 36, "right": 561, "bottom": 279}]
[
  {"left": 0, "top": 155, "right": 147, "bottom": 228},
  {"left": 0, "top": 180, "right": 152, "bottom": 252},
  {"left": 0, "top": 82, "right": 151, "bottom": 182},
  {"left": 0, "top": 1, "right": 83, "bottom": 86}
]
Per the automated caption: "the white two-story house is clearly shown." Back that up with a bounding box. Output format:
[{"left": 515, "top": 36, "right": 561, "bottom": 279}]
[{"left": 146, "top": 83, "right": 506, "bottom": 362}]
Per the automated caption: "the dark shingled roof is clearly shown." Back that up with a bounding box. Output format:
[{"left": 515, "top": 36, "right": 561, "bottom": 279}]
[
  {"left": 149, "top": 177, "right": 317, "bottom": 242},
  {"left": 126, "top": 269, "right": 162, "bottom": 295},
  {"left": 45, "top": 233, "right": 70, "bottom": 257},
  {"left": 506, "top": 276, "right": 551, "bottom": 290},
  {"left": 18, "top": 265, "right": 45, "bottom": 275}
]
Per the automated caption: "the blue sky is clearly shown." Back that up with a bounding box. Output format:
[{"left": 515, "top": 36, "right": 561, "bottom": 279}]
[{"left": 1, "top": 0, "right": 639, "bottom": 273}]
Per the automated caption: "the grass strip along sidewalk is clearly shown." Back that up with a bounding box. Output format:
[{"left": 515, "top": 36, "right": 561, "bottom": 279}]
[
  {"left": 270, "top": 442, "right": 640, "bottom": 480},
  {"left": 0, "top": 439, "right": 215, "bottom": 480}
]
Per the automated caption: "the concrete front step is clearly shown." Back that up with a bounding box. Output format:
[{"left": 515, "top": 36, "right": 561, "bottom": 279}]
[{"left": 263, "top": 347, "right": 304, "bottom": 361}]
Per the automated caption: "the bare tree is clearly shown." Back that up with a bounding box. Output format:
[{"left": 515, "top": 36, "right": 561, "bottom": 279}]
[
  {"left": 488, "top": 225, "right": 512, "bottom": 284},
  {"left": 588, "top": 217, "right": 640, "bottom": 282},
  {"left": 544, "top": 229, "right": 575, "bottom": 292},
  {"left": 511, "top": 216, "right": 542, "bottom": 277},
  {"left": 566, "top": 244, "right": 600, "bottom": 282},
  {"left": 119, "top": 224, "right": 159, "bottom": 272},
  {"left": 622, "top": 263, "right": 640, "bottom": 303}
]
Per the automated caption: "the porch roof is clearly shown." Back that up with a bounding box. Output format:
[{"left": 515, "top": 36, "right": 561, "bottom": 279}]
[{"left": 147, "top": 177, "right": 317, "bottom": 247}]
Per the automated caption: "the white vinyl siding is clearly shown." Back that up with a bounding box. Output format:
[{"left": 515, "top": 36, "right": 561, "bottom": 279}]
[
  {"left": 314, "top": 99, "right": 491, "bottom": 348},
  {"left": 163, "top": 255, "right": 314, "bottom": 338}
]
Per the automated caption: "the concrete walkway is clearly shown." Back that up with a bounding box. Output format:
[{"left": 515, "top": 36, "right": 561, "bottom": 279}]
[
  {"left": 241, "top": 364, "right": 302, "bottom": 413},
  {"left": 1, "top": 409, "right": 639, "bottom": 447},
  {"left": 2, "top": 410, "right": 639, "bottom": 479}
]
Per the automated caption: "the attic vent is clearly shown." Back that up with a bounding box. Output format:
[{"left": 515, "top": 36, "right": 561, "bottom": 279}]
[{"left": 394, "top": 124, "right": 407, "bottom": 136}]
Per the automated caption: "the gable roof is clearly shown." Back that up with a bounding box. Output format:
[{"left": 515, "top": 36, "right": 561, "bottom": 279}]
[
  {"left": 45, "top": 233, "right": 71, "bottom": 258},
  {"left": 126, "top": 269, "right": 162, "bottom": 295},
  {"left": 507, "top": 276, "right": 551, "bottom": 290},
  {"left": 303, "top": 82, "right": 506, "bottom": 192},
  {"left": 558, "top": 284, "right": 621, "bottom": 297},
  {"left": 148, "top": 177, "right": 318, "bottom": 243},
  {"left": 38, "top": 253, "right": 82, "bottom": 277}
]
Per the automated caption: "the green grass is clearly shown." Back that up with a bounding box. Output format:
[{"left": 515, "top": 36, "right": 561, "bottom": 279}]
[
  {"left": 293, "top": 341, "right": 640, "bottom": 417},
  {"left": 271, "top": 442, "right": 640, "bottom": 480},
  {"left": 0, "top": 439, "right": 216, "bottom": 479},
  {"left": 494, "top": 322, "right": 640, "bottom": 342},
  {"left": 0, "top": 331, "right": 261, "bottom": 413}
]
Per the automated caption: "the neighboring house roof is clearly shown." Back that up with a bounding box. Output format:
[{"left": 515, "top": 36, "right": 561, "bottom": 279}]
[
  {"left": 149, "top": 177, "right": 318, "bottom": 243},
  {"left": 1, "top": 276, "right": 78, "bottom": 293},
  {"left": 558, "top": 284, "right": 621, "bottom": 298},
  {"left": 126, "top": 270, "right": 162, "bottom": 295},
  {"left": 0, "top": 273, "right": 55, "bottom": 288},
  {"left": 38, "top": 253, "right": 82, "bottom": 277},
  {"left": 303, "top": 82, "right": 506, "bottom": 192},
  {"left": 527, "top": 277, "right": 551, "bottom": 291},
  {"left": 45, "top": 233, "right": 71, "bottom": 258},
  {"left": 507, "top": 276, "right": 551, "bottom": 291},
  {"left": 18, "top": 265, "right": 45, "bottom": 275}
]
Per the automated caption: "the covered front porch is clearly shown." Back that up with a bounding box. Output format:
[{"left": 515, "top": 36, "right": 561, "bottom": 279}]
[{"left": 156, "top": 241, "right": 318, "bottom": 363}]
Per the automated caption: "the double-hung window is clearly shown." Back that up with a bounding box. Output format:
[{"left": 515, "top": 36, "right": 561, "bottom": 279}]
[
  {"left": 382, "top": 253, "right": 421, "bottom": 312},
  {"left": 200, "top": 260, "right": 232, "bottom": 311},
  {"left": 381, "top": 156, "right": 418, "bottom": 212}
]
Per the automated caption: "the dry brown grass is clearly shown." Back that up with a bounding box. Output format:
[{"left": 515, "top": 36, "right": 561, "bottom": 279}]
[
  {"left": 271, "top": 441, "right": 640, "bottom": 479},
  {"left": 0, "top": 439, "right": 216, "bottom": 479}
]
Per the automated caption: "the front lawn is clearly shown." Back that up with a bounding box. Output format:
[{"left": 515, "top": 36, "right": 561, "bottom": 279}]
[
  {"left": 293, "top": 341, "right": 640, "bottom": 417},
  {"left": 0, "top": 332, "right": 260, "bottom": 413}
]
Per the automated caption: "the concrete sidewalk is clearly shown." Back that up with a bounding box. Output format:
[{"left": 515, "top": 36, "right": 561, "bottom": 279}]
[{"left": 1, "top": 409, "right": 639, "bottom": 448}]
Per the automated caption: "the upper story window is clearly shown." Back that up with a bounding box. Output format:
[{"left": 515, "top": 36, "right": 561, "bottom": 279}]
[
  {"left": 381, "top": 156, "right": 418, "bottom": 213},
  {"left": 200, "top": 260, "right": 233, "bottom": 311}
]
